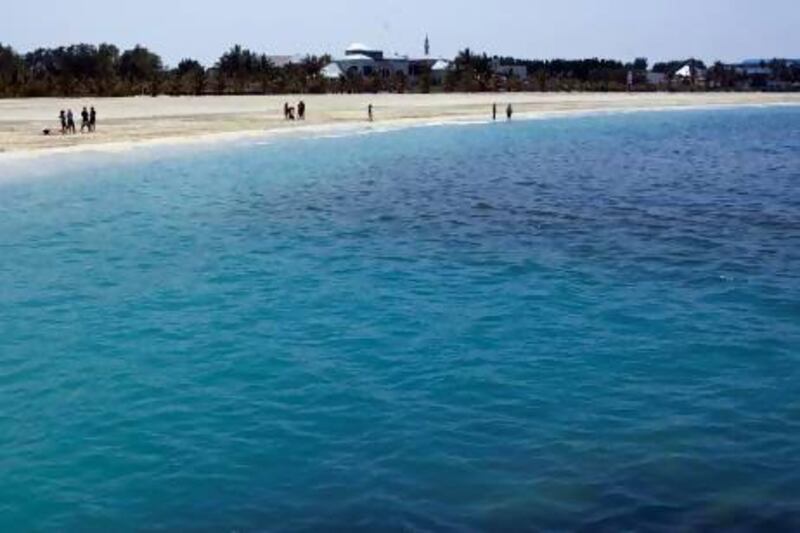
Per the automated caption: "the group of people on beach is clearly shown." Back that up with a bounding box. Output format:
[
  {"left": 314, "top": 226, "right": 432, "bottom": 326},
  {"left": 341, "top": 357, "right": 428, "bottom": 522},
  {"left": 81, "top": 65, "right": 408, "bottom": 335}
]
[
  {"left": 283, "top": 101, "right": 306, "bottom": 121},
  {"left": 278, "top": 102, "right": 508, "bottom": 126},
  {"left": 57, "top": 107, "right": 97, "bottom": 134},
  {"left": 282, "top": 101, "right": 376, "bottom": 123},
  {"left": 43, "top": 100, "right": 512, "bottom": 138},
  {"left": 493, "top": 103, "right": 513, "bottom": 121}
]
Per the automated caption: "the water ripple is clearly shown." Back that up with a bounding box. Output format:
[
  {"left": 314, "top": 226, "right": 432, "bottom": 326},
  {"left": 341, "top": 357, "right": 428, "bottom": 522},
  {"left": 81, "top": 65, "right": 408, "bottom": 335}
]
[{"left": 1, "top": 107, "right": 799, "bottom": 530}]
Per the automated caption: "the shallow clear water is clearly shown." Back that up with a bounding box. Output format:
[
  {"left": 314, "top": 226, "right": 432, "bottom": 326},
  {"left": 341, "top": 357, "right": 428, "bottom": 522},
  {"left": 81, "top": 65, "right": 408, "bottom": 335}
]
[{"left": 1, "top": 107, "right": 799, "bottom": 531}]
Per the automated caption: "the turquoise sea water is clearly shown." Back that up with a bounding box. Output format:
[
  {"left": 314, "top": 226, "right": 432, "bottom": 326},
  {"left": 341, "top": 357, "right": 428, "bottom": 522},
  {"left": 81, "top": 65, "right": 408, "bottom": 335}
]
[{"left": 1, "top": 107, "right": 799, "bottom": 531}]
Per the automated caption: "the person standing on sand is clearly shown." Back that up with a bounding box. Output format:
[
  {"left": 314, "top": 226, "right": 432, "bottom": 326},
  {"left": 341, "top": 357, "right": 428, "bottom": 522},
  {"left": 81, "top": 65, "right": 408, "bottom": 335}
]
[
  {"left": 59, "top": 110, "right": 67, "bottom": 134},
  {"left": 368, "top": 104, "right": 373, "bottom": 122},
  {"left": 506, "top": 104, "right": 513, "bottom": 120},
  {"left": 492, "top": 103, "right": 497, "bottom": 121},
  {"left": 298, "top": 100, "right": 305, "bottom": 120},
  {"left": 283, "top": 102, "right": 290, "bottom": 120},
  {"left": 80, "top": 107, "right": 90, "bottom": 133},
  {"left": 89, "top": 107, "right": 97, "bottom": 132},
  {"left": 66, "top": 109, "right": 76, "bottom": 134}
]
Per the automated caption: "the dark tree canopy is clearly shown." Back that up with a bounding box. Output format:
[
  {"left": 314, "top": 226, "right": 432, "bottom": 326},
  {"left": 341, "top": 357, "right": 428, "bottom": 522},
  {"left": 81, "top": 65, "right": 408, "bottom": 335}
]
[{"left": 0, "top": 42, "right": 797, "bottom": 97}]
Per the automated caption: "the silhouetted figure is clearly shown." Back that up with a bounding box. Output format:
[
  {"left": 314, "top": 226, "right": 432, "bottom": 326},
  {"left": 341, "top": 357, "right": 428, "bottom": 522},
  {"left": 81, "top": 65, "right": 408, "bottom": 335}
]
[
  {"left": 59, "top": 110, "right": 67, "bottom": 134},
  {"left": 89, "top": 107, "right": 97, "bottom": 132},
  {"left": 298, "top": 100, "right": 306, "bottom": 120},
  {"left": 506, "top": 104, "right": 513, "bottom": 120},
  {"left": 368, "top": 104, "right": 373, "bottom": 122},
  {"left": 283, "top": 102, "right": 290, "bottom": 120},
  {"left": 492, "top": 103, "right": 497, "bottom": 121},
  {"left": 66, "top": 109, "right": 76, "bottom": 134},
  {"left": 80, "top": 107, "right": 90, "bottom": 133}
]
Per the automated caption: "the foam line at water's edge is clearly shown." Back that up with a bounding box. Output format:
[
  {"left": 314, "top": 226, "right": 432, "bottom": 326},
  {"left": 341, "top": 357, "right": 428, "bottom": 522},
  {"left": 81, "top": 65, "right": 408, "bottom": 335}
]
[{"left": 1, "top": 101, "right": 799, "bottom": 174}]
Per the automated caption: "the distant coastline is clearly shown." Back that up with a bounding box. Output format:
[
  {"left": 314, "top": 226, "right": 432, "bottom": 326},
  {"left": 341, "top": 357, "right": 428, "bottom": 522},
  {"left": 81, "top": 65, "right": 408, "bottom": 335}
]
[
  {"left": 2, "top": 92, "right": 799, "bottom": 160},
  {"left": 1, "top": 42, "right": 799, "bottom": 99}
]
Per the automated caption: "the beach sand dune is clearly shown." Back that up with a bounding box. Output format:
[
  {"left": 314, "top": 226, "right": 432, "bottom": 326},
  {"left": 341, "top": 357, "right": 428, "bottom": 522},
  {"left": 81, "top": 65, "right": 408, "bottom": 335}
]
[{"left": 1, "top": 92, "right": 799, "bottom": 155}]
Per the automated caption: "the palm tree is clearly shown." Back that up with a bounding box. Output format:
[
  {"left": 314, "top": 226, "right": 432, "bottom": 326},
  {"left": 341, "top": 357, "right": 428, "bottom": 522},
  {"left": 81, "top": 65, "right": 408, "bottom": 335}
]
[
  {"left": 0, "top": 44, "right": 25, "bottom": 96},
  {"left": 119, "top": 45, "right": 164, "bottom": 95},
  {"left": 176, "top": 59, "right": 206, "bottom": 95}
]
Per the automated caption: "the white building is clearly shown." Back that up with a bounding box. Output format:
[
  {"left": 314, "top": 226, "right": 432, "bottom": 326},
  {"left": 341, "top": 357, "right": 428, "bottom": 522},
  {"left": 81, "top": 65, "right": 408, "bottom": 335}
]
[
  {"left": 674, "top": 64, "right": 692, "bottom": 78},
  {"left": 322, "top": 42, "right": 445, "bottom": 82},
  {"left": 674, "top": 64, "right": 707, "bottom": 83},
  {"left": 321, "top": 62, "right": 344, "bottom": 79},
  {"left": 431, "top": 59, "right": 452, "bottom": 83}
]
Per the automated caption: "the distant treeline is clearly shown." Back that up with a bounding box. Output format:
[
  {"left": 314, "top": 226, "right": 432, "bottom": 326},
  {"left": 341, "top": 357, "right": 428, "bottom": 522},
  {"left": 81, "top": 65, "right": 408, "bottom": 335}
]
[
  {"left": 1, "top": 43, "right": 799, "bottom": 97},
  {"left": 0, "top": 43, "right": 331, "bottom": 97},
  {"left": 449, "top": 50, "right": 639, "bottom": 91},
  {"left": 490, "top": 55, "right": 800, "bottom": 91}
]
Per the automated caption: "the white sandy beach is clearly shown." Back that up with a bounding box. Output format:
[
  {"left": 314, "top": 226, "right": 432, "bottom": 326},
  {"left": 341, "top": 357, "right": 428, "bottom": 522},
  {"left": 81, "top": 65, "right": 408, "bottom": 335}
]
[{"left": 1, "top": 92, "right": 799, "bottom": 157}]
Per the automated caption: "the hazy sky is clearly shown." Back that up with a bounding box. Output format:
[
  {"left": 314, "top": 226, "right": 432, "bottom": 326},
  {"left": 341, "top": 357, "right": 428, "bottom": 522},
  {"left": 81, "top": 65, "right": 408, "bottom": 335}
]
[{"left": 1, "top": 0, "right": 798, "bottom": 66}]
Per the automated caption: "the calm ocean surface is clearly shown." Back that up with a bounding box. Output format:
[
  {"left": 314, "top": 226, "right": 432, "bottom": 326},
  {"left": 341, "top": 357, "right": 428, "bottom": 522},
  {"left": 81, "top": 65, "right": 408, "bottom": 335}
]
[{"left": 1, "top": 107, "right": 799, "bottom": 531}]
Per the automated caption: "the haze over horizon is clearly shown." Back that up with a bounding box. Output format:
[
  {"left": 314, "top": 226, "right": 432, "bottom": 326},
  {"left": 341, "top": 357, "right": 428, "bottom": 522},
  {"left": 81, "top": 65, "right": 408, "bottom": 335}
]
[{"left": 2, "top": 0, "right": 798, "bottom": 67}]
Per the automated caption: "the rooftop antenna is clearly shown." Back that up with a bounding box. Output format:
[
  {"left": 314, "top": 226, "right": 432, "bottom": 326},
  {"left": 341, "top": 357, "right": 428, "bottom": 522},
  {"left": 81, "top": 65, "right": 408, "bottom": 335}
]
[{"left": 381, "top": 20, "right": 392, "bottom": 54}]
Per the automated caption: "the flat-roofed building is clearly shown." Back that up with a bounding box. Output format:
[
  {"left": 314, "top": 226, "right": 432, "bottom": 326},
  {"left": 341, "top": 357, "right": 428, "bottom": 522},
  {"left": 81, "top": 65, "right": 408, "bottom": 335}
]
[{"left": 323, "top": 41, "right": 444, "bottom": 83}]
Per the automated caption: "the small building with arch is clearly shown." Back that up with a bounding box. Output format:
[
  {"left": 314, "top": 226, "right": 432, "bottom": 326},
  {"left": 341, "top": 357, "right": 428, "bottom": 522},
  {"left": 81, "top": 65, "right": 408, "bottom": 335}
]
[{"left": 323, "top": 42, "right": 448, "bottom": 85}]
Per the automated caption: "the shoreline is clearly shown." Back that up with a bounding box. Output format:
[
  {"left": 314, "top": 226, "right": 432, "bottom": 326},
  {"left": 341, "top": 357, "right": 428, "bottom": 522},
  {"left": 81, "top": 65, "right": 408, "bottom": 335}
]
[{"left": 1, "top": 93, "right": 800, "bottom": 162}]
